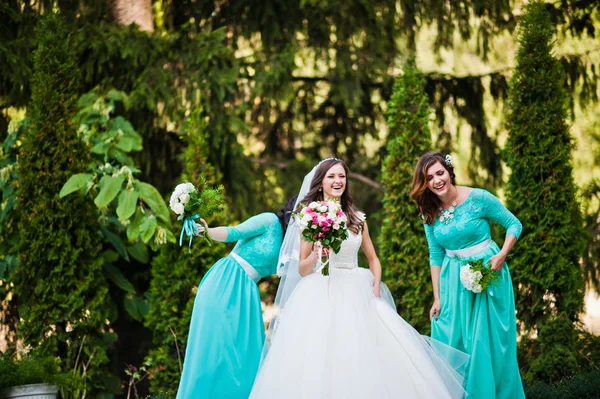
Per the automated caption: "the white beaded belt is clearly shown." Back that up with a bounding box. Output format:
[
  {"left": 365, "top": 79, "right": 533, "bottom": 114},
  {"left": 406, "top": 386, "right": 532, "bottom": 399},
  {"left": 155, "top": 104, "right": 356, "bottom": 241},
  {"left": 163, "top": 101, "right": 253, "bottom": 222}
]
[
  {"left": 230, "top": 252, "right": 261, "bottom": 283},
  {"left": 332, "top": 263, "right": 356, "bottom": 270},
  {"left": 445, "top": 238, "right": 492, "bottom": 259}
]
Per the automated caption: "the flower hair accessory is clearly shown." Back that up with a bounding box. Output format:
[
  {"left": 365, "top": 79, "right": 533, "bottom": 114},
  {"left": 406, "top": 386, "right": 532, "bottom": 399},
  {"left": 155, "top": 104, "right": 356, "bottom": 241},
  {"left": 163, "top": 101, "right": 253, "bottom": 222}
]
[{"left": 445, "top": 154, "right": 453, "bottom": 167}]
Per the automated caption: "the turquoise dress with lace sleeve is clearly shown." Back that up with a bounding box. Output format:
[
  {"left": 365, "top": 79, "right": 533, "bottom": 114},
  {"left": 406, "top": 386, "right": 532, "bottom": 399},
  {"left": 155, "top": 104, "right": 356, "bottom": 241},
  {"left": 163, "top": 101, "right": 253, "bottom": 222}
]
[
  {"left": 424, "top": 188, "right": 525, "bottom": 399},
  {"left": 176, "top": 212, "right": 283, "bottom": 399}
]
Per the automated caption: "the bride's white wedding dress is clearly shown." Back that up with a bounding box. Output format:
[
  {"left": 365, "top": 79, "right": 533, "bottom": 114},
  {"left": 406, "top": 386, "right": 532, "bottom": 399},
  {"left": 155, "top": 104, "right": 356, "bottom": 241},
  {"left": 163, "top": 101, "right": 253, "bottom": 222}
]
[{"left": 250, "top": 229, "right": 468, "bottom": 398}]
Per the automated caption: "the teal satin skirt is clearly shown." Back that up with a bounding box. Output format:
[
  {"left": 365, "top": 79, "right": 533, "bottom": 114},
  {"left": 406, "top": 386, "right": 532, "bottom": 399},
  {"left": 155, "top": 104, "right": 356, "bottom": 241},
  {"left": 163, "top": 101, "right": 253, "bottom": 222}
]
[
  {"left": 431, "top": 240, "right": 525, "bottom": 399},
  {"left": 176, "top": 255, "right": 265, "bottom": 399}
]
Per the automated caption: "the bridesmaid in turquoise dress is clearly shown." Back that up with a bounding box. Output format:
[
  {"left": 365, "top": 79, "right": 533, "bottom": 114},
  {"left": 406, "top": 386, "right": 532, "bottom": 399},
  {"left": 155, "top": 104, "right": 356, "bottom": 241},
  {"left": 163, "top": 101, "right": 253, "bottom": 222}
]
[
  {"left": 176, "top": 199, "right": 295, "bottom": 399},
  {"left": 411, "top": 152, "right": 525, "bottom": 399}
]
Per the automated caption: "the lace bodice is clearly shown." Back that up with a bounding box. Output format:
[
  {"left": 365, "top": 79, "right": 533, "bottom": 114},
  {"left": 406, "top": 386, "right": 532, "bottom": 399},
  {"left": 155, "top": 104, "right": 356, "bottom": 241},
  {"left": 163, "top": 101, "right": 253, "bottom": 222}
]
[
  {"left": 329, "top": 212, "right": 365, "bottom": 269},
  {"left": 424, "top": 188, "right": 522, "bottom": 266},
  {"left": 329, "top": 231, "right": 362, "bottom": 269},
  {"left": 224, "top": 212, "right": 283, "bottom": 277}
]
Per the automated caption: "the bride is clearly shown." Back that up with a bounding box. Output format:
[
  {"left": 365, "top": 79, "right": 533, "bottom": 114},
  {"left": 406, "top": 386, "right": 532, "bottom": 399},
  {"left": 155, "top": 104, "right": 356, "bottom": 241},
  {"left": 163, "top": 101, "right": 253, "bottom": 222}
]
[{"left": 249, "top": 158, "right": 469, "bottom": 399}]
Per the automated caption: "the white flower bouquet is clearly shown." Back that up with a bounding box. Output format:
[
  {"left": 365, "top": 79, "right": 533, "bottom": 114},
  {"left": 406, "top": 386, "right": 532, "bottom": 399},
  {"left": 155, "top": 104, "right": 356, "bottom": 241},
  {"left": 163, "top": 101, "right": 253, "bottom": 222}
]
[
  {"left": 459, "top": 258, "right": 499, "bottom": 294},
  {"left": 169, "top": 177, "right": 225, "bottom": 251}
]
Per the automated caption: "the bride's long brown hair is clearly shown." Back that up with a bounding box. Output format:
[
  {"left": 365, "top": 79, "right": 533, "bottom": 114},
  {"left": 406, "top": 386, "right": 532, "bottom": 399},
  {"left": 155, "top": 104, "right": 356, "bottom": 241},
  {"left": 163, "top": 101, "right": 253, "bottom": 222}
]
[
  {"left": 300, "top": 158, "right": 363, "bottom": 234},
  {"left": 410, "top": 152, "right": 456, "bottom": 224}
]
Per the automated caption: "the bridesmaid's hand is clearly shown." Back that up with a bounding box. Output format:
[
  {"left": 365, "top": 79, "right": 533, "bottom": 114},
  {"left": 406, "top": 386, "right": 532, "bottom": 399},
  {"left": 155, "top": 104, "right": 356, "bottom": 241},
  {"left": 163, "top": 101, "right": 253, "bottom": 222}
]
[
  {"left": 195, "top": 218, "right": 209, "bottom": 235},
  {"left": 373, "top": 283, "right": 381, "bottom": 298},
  {"left": 430, "top": 299, "right": 441, "bottom": 320},
  {"left": 488, "top": 251, "right": 507, "bottom": 271}
]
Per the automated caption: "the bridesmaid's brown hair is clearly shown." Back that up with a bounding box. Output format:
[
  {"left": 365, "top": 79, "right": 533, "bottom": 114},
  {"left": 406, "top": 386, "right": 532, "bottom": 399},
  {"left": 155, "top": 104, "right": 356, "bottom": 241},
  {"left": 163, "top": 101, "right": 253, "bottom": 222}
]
[{"left": 410, "top": 152, "right": 456, "bottom": 224}]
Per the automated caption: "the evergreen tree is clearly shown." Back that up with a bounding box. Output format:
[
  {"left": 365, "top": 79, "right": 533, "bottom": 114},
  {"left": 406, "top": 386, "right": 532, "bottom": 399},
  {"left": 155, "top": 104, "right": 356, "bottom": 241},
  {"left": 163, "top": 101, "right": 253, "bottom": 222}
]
[
  {"left": 380, "top": 68, "right": 433, "bottom": 333},
  {"left": 505, "top": 1, "right": 586, "bottom": 380},
  {"left": 13, "top": 14, "right": 113, "bottom": 393},
  {"left": 145, "top": 110, "right": 227, "bottom": 394}
]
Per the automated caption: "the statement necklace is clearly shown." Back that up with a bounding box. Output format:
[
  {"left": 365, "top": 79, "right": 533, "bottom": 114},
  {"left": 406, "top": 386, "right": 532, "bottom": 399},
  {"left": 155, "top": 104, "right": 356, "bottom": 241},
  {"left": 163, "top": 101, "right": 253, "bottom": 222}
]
[{"left": 439, "top": 188, "right": 458, "bottom": 225}]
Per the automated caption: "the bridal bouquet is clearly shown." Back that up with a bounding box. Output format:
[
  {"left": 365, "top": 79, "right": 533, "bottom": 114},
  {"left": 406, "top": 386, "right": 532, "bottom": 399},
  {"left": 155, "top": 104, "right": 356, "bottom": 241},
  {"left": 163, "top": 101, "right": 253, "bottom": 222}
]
[
  {"left": 294, "top": 200, "right": 349, "bottom": 276},
  {"left": 169, "top": 177, "right": 225, "bottom": 251},
  {"left": 459, "top": 258, "right": 499, "bottom": 294}
]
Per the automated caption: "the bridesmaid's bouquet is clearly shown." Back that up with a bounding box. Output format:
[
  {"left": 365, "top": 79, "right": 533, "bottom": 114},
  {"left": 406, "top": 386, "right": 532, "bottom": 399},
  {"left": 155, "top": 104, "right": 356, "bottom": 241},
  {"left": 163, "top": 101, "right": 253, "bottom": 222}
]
[
  {"left": 169, "top": 177, "right": 225, "bottom": 251},
  {"left": 459, "top": 258, "right": 499, "bottom": 294},
  {"left": 294, "top": 200, "right": 349, "bottom": 276}
]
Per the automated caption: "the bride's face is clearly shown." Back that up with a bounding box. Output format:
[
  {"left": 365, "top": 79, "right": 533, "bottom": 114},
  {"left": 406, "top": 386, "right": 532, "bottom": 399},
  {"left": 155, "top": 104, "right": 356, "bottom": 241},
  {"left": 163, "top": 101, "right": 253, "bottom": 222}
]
[{"left": 321, "top": 163, "right": 346, "bottom": 199}]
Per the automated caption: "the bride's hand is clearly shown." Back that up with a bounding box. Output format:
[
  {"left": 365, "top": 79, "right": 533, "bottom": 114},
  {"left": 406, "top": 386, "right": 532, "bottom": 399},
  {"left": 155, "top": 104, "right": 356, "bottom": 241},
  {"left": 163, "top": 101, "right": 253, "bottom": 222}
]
[
  {"left": 372, "top": 283, "right": 381, "bottom": 298},
  {"left": 430, "top": 299, "right": 441, "bottom": 320},
  {"left": 313, "top": 242, "right": 330, "bottom": 257}
]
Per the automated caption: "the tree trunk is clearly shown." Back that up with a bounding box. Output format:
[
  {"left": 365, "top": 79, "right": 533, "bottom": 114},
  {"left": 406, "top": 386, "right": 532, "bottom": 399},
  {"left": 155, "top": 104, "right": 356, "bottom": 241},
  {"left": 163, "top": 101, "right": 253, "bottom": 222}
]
[{"left": 111, "top": 0, "right": 153, "bottom": 32}]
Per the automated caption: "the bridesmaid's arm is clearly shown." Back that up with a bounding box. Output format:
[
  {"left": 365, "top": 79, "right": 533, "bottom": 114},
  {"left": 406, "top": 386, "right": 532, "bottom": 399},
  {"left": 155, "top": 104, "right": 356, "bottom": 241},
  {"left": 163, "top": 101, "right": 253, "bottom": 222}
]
[
  {"left": 197, "top": 213, "right": 273, "bottom": 243},
  {"left": 424, "top": 223, "right": 444, "bottom": 319},
  {"left": 430, "top": 266, "right": 441, "bottom": 320},
  {"left": 480, "top": 190, "right": 522, "bottom": 271},
  {"left": 361, "top": 221, "right": 382, "bottom": 297}
]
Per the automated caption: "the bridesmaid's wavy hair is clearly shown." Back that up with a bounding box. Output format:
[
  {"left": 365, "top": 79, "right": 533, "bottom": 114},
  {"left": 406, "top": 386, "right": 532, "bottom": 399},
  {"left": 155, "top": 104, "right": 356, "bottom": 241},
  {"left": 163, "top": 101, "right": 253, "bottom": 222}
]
[
  {"left": 410, "top": 152, "right": 456, "bottom": 224},
  {"left": 276, "top": 195, "right": 298, "bottom": 235},
  {"left": 300, "top": 158, "right": 363, "bottom": 234}
]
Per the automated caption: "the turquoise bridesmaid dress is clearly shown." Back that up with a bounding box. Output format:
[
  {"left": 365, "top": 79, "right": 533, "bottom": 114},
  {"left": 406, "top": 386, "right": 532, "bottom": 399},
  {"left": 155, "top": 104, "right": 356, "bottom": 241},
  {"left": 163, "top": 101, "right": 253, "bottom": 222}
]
[
  {"left": 424, "top": 188, "right": 525, "bottom": 399},
  {"left": 176, "top": 212, "right": 283, "bottom": 399}
]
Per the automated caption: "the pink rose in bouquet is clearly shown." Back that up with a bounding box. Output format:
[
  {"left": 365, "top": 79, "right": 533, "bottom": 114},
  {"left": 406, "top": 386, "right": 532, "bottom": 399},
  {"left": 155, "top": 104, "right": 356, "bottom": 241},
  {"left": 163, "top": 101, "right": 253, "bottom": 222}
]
[{"left": 294, "top": 200, "right": 349, "bottom": 275}]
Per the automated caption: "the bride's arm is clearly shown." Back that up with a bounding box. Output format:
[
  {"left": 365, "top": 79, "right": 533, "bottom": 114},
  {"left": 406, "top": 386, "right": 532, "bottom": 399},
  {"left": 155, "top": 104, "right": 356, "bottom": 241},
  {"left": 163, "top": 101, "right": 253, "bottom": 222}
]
[
  {"left": 361, "top": 222, "right": 382, "bottom": 297},
  {"left": 299, "top": 240, "right": 320, "bottom": 277}
]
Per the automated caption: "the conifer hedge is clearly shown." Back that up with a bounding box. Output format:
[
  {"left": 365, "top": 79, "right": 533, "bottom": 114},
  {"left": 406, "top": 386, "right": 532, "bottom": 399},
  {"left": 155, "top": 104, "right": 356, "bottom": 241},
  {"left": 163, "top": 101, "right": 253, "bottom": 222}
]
[
  {"left": 13, "top": 14, "right": 113, "bottom": 393},
  {"left": 145, "top": 110, "right": 227, "bottom": 395},
  {"left": 505, "top": 1, "right": 586, "bottom": 382},
  {"left": 380, "top": 68, "right": 433, "bottom": 333}
]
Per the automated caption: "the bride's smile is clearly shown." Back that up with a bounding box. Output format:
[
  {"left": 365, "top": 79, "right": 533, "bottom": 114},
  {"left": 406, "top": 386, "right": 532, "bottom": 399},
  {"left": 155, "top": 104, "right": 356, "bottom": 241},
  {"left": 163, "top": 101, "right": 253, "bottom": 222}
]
[{"left": 322, "top": 163, "right": 346, "bottom": 198}]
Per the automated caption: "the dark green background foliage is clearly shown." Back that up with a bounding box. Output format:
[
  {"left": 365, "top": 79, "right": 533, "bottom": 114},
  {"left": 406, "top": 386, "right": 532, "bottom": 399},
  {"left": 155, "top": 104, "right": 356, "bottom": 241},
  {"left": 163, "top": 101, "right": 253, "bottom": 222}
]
[
  {"left": 13, "top": 14, "right": 112, "bottom": 392},
  {"left": 505, "top": 2, "right": 594, "bottom": 385},
  {"left": 145, "top": 110, "right": 228, "bottom": 394},
  {"left": 380, "top": 68, "right": 433, "bottom": 334},
  {"left": 0, "top": 0, "right": 599, "bottom": 396},
  {"left": 506, "top": 1, "right": 586, "bottom": 333}
]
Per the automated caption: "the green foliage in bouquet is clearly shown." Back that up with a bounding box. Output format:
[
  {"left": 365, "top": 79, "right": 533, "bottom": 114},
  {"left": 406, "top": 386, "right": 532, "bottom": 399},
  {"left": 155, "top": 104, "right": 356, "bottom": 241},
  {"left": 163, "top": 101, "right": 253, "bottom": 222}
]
[
  {"left": 460, "top": 258, "right": 500, "bottom": 293},
  {"left": 145, "top": 109, "right": 228, "bottom": 395},
  {"left": 13, "top": 13, "right": 112, "bottom": 395},
  {"left": 379, "top": 67, "right": 433, "bottom": 334},
  {"left": 184, "top": 177, "right": 225, "bottom": 220},
  {"left": 505, "top": 1, "right": 585, "bottom": 334}
]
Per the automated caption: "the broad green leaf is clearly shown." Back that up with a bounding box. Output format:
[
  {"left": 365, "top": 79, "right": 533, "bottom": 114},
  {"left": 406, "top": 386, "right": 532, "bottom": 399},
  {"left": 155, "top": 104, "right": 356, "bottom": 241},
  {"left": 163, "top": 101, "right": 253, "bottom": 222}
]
[
  {"left": 102, "top": 250, "right": 120, "bottom": 263},
  {"left": 140, "top": 216, "right": 157, "bottom": 243},
  {"left": 101, "top": 226, "right": 129, "bottom": 261},
  {"left": 109, "top": 116, "right": 135, "bottom": 134},
  {"left": 77, "top": 92, "right": 99, "bottom": 109},
  {"left": 108, "top": 147, "right": 135, "bottom": 166},
  {"left": 59, "top": 173, "right": 93, "bottom": 198},
  {"left": 124, "top": 295, "right": 149, "bottom": 321},
  {"left": 135, "top": 182, "right": 171, "bottom": 225},
  {"left": 165, "top": 229, "right": 177, "bottom": 244},
  {"left": 126, "top": 242, "right": 149, "bottom": 264},
  {"left": 90, "top": 142, "right": 110, "bottom": 155},
  {"left": 107, "top": 89, "right": 131, "bottom": 110},
  {"left": 95, "top": 175, "right": 125, "bottom": 208},
  {"left": 127, "top": 208, "right": 144, "bottom": 241},
  {"left": 117, "top": 190, "right": 138, "bottom": 220},
  {"left": 115, "top": 136, "right": 142, "bottom": 152},
  {"left": 103, "top": 263, "right": 136, "bottom": 293}
]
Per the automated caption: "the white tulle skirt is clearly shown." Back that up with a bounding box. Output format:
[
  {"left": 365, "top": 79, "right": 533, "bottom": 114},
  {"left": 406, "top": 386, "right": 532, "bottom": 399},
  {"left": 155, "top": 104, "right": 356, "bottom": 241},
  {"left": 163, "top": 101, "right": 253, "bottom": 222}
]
[{"left": 250, "top": 267, "right": 468, "bottom": 399}]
